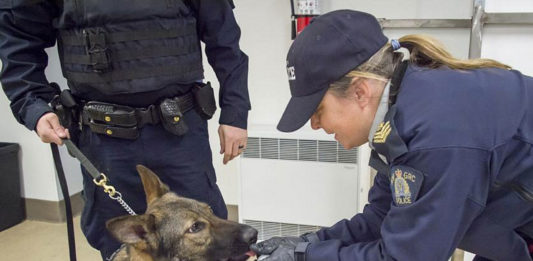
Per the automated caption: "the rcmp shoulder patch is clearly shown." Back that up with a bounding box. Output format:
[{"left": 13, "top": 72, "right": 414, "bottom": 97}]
[{"left": 390, "top": 165, "right": 424, "bottom": 207}]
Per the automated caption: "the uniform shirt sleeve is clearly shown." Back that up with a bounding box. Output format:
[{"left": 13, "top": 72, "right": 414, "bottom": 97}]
[
  {"left": 316, "top": 169, "right": 392, "bottom": 245},
  {"left": 0, "top": 1, "right": 59, "bottom": 130},
  {"left": 188, "top": 0, "right": 250, "bottom": 129},
  {"left": 306, "top": 147, "right": 490, "bottom": 261}
]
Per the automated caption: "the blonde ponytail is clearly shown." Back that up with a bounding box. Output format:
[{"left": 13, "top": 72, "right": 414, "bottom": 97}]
[
  {"left": 329, "top": 34, "right": 511, "bottom": 97},
  {"left": 399, "top": 34, "right": 511, "bottom": 70}
]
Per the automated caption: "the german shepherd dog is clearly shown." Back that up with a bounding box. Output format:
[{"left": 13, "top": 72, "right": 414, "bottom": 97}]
[{"left": 106, "top": 165, "right": 258, "bottom": 261}]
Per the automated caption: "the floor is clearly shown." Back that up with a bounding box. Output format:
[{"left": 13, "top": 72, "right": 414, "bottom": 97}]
[{"left": 0, "top": 216, "right": 101, "bottom": 261}]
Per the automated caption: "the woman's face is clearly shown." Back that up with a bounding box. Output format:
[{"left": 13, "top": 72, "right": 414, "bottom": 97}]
[{"left": 310, "top": 79, "right": 383, "bottom": 149}]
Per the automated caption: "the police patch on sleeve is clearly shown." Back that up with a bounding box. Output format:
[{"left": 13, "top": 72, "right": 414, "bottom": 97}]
[{"left": 390, "top": 165, "right": 424, "bottom": 207}]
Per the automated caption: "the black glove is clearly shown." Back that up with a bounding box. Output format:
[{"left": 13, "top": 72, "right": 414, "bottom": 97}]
[{"left": 251, "top": 237, "right": 304, "bottom": 261}]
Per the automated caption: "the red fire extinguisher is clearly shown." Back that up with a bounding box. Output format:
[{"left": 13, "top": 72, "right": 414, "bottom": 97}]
[{"left": 290, "top": 0, "right": 320, "bottom": 39}]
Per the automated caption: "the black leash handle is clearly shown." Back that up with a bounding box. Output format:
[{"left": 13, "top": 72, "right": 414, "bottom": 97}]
[
  {"left": 51, "top": 138, "right": 107, "bottom": 261},
  {"left": 51, "top": 143, "right": 77, "bottom": 261},
  {"left": 51, "top": 139, "right": 137, "bottom": 260},
  {"left": 62, "top": 139, "right": 120, "bottom": 198},
  {"left": 63, "top": 139, "right": 101, "bottom": 179},
  {"left": 62, "top": 138, "right": 137, "bottom": 214}
]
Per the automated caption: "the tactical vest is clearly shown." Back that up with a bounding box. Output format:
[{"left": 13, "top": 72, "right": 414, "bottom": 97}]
[{"left": 57, "top": 0, "right": 204, "bottom": 95}]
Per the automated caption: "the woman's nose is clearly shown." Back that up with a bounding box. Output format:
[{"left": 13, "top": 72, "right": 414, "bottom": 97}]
[{"left": 310, "top": 116, "right": 320, "bottom": 130}]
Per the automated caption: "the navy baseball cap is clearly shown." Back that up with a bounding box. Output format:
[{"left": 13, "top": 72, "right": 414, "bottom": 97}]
[{"left": 277, "top": 10, "right": 388, "bottom": 132}]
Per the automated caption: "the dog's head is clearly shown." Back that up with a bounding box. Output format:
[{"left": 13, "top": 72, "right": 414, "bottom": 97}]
[{"left": 106, "top": 165, "right": 257, "bottom": 261}]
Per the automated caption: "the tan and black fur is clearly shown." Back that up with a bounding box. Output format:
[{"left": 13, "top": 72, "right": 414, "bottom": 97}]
[{"left": 106, "top": 165, "right": 257, "bottom": 261}]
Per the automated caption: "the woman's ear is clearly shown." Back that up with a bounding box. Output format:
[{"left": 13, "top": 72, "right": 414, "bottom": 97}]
[{"left": 350, "top": 78, "right": 372, "bottom": 107}]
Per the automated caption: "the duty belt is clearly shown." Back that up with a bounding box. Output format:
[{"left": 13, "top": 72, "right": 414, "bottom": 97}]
[{"left": 81, "top": 92, "right": 194, "bottom": 139}]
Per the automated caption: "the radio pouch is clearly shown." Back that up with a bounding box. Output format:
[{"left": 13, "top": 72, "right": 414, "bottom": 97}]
[
  {"left": 159, "top": 98, "right": 189, "bottom": 136},
  {"left": 192, "top": 82, "right": 217, "bottom": 120}
]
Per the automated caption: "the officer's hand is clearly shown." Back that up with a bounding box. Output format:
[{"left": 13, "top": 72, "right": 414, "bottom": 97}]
[
  {"left": 218, "top": 124, "right": 247, "bottom": 165},
  {"left": 251, "top": 237, "right": 303, "bottom": 261},
  {"left": 35, "top": 112, "right": 70, "bottom": 145},
  {"left": 256, "top": 244, "right": 295, "bottom": 261},
  {"left": 251, "top": 237, "right": 304, "bottom": 255}
]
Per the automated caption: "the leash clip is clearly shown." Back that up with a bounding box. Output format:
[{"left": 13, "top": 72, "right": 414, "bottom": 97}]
[{"left": 93, "top": 173, "right": 116, "bottom": 197}]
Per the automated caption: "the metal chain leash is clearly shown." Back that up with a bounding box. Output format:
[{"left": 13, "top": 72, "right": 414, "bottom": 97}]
[
  {"left": 93, "top": 173, "right": 137, "bottom": 216},
  {"left": 109, "top": 191, "right": 137, "bottom": 216},
  {"left": 62, "top": 139, "right": 138, "bottom": 216}
]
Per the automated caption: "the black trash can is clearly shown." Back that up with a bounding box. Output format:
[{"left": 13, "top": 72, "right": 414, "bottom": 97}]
[{"left": 0, "top": 143, "right": 25, "bottom": 231}]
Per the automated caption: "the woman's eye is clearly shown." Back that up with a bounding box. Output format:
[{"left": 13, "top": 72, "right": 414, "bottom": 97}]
[{"left": 188, "top": 222, "right": 204, "bottom": 233}]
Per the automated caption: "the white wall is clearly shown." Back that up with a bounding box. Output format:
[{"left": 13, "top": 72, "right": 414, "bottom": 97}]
[
  {"left": 206, "top": 0, "right": 294, "bottom": 204},
  {"left": 0, "top": 46, "right": 83, "bottom": 201},
  {"left": 482, "top": 0, "right": 533, "bottom": 76},
  {"left": 0, "top": 101, "right": 60, "bottom": 201},
  {"left": 486, "top": 0, "right": 533, "bottom": 13},
  {"left": 324, "top": 0, "right": 472, "bottom": 18}
]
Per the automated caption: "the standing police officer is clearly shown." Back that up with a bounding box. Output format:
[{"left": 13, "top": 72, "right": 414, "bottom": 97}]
[
  {"left": 0, "top": 0, "right": 250, "bottom": 259},
  {"left": 251, "top": 10, "right": 533, "bottom": 261}
]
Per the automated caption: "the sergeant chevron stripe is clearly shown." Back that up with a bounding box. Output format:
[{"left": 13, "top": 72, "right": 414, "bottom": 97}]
[{"left": 373, "top": 121, "right": 391, "bottom": 143}]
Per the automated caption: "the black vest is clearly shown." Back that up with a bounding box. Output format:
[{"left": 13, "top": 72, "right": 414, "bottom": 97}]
[{"left": 57, "top": 0, "right": 204, "bottom": 95}]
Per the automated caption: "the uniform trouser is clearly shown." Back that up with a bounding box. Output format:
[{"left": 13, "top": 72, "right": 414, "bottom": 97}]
[{"left": 77, "top": 109, "right": 227, "bottom": 260}]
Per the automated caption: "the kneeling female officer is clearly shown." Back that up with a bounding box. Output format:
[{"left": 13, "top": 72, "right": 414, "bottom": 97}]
[{"left": 251, "top": 9, "right": 533, "bottom": 261}]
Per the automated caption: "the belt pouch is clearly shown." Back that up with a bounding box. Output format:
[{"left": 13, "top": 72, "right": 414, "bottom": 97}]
[
  {"left": 159, "top": 98, "right": 189, "bottom": 136},
  {"left": 84, "top": 101, "right": 137, "bottom": 127},
  {"left": 192, "top": 82, "right": 217, "bottom": 120}
]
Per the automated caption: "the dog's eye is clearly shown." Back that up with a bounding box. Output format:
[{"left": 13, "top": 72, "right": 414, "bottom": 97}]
[{"left": 188, "top": 222, "right": 205, "bottom": 233}]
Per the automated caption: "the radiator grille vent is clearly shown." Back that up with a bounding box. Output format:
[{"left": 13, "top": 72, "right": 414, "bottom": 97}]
[
  {"left": 243, "top": 137, "right": 358, "bottom": 164},
  {"left": 280, "top": 139, "right": 298, "bottom": 160},
  {"left": 243, "top": 220, "right": 323, "bottom": 241},
  {"left": 318, "top": 141, "right": 337, "bottom": 162},
  {"left": 260, "top": 138, "right": 279, "bottom": 159},
  {"left": 299, "top": 140, "right": 318, "bottom": 161},
  {"left": 244, "top": 137, "right": 260, "bottom": 158}
]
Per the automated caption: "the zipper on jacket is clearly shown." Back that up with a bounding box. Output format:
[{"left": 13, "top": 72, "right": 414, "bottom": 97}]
[
  {"left": 493, "top": 181, "right": 533, "bottom": 203},
  {"left": 512, "top": 183, "right": 533, "bottom": 202}
]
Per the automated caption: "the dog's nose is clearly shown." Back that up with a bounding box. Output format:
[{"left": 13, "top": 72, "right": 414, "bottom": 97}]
[{"left": 241, "top": 225, "right": 258, "bottom": 245}]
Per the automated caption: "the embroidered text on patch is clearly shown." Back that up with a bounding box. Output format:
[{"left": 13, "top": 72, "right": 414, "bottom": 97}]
[
  {"left": 391, "top": 168, "right": 416, "bottom": 205},
  {"left": 373, "top": 121, "right": 391, "bottom": 143}
]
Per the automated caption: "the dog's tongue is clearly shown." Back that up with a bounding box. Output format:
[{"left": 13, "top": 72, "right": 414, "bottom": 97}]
[{"left": 227, "top": 251, "right": 257, "bottom": 261}]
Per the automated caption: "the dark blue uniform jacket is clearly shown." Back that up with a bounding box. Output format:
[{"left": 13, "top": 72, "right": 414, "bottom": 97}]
[
  {"left": 0, "top": 0, "right": 250, "bottom": 130},
  {"left": 307, "top": 65, "right": 533, "bottom": 261}
]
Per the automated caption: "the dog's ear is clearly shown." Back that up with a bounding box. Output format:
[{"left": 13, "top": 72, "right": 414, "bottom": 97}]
[
  {"left": 136, "top": 165, "right": 170, "bottom": 204},
  {"left": 106, "top": 214, "right": 156, "bottom": 244}
]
